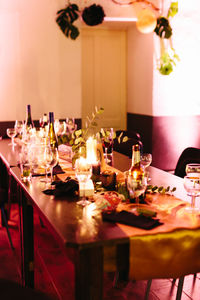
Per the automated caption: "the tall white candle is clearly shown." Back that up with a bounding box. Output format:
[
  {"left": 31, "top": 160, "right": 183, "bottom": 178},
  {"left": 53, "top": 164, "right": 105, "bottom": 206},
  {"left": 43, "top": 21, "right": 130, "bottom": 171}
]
[{"left": 86, "top": 137, "right": 97, "bottom": 164}]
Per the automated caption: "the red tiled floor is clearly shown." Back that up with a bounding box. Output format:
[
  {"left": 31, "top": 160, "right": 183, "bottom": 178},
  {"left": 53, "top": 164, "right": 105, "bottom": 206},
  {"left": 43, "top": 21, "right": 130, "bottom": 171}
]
[{"left": 0, "top": 203, "right": 199, "bottom": 300}]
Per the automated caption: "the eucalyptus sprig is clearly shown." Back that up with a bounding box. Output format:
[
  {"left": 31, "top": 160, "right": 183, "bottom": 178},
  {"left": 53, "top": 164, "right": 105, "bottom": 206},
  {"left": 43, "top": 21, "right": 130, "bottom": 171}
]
[
  {"left": 69, "top": 106, "right": 104, "bottom": 157},
  {"left": 146, "top": 185, "right": 176, "bottom": 195}
]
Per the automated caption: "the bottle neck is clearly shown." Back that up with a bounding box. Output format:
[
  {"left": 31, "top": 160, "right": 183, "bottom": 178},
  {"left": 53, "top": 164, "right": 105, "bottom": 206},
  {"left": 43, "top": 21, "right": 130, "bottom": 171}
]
[
  {"left": 131, "top": 145, "right": 141, "bottom": 167},
  {"left": 26, "top": 105, "right": 34, "bottom": 128}
]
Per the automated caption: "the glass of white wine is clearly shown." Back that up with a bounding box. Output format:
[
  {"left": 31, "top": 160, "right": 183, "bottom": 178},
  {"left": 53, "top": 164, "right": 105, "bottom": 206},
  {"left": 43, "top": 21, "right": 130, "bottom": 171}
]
[{"left": 7, "top": 128, "right": 17, "bottom": 146}]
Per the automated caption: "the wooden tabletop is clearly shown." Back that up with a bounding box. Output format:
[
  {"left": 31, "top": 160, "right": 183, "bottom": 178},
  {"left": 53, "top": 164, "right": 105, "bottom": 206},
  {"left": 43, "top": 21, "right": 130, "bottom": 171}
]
[{"left": 0, "top": 139, "right": 190, "bottom": 250}]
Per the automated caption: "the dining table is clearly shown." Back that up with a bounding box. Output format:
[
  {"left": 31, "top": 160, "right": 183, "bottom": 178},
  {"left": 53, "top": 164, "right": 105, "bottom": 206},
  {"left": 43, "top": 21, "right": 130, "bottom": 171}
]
[{"left": 0, "top": 138, "right": 200, "bottom": 300}]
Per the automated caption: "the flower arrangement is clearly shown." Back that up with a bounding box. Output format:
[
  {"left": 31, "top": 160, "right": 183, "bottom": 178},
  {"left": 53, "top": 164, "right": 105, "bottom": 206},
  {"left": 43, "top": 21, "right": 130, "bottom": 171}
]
[{"left": 57, "top": 107, "right": 128, "bottom": 166}]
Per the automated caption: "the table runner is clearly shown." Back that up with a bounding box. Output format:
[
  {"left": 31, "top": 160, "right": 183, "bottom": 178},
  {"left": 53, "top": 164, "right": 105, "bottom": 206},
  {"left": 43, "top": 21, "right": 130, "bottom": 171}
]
[
  {"left": 118, "top": 194, "right": 200, "bottom": 280},
  {"left": 57, "top": 157, "right": 200, "bottom": 280}
]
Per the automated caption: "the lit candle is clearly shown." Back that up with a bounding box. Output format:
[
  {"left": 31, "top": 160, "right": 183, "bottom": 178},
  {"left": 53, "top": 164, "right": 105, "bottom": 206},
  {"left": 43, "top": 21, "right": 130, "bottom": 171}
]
[{"left": 86, "top": 137, "right": 97, "bottom": 164}]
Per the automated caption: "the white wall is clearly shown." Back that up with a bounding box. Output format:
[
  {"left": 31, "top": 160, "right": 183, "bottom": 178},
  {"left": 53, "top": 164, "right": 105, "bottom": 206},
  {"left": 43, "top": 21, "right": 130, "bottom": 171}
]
[
  {"left": 127, "top": 0, "right": 200, "bottom": 117},
  {"left": 0, "top": 0, "right": 82, "bottom": 121}
]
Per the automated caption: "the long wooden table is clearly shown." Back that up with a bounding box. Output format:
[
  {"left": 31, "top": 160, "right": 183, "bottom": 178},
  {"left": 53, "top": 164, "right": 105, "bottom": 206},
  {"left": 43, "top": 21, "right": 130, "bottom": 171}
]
[{"left": 0, "top": 139, "right": 198, "bottom": 300}]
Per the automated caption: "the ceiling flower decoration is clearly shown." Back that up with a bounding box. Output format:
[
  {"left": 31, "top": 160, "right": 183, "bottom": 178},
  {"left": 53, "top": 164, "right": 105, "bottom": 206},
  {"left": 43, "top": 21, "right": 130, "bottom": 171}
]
[
  {"left": 56, "top": 1, "right": 179, "bottom": 75},
  {"left": 154, "top": 1, "right": 179, "bottom": 75}
]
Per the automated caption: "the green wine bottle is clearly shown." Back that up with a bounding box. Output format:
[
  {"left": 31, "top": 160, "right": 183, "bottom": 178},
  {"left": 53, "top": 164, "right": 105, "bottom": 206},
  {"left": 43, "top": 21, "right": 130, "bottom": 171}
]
[
  {"left": 48, "top": 112, "right": 58, "bottom": 149},
  {"left": 25, "top": 104, "right": 34, "bottom": 131}
]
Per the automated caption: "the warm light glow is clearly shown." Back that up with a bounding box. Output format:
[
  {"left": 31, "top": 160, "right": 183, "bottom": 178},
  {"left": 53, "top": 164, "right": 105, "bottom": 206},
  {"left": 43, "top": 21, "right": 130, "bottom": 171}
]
[
  {"left": 133, "top": 170, "right": 138, "bottom": 180},
  {"left": 86, "top": 137, "right": 97, "bottom": 164},
  {"left": 136, "top": 8, "right": 157, "bottom": 34},
  {"left": 104, "top": 16, "right": 137, "bottom": 22}
]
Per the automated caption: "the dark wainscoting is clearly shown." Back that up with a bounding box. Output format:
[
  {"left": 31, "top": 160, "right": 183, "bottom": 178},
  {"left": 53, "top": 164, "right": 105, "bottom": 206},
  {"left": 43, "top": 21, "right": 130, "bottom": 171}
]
[
  {"left": 127, "top": 113, "right": 200, "bottom": 171},
  {"left": 0, "top": 119, "right": 82, "bottom": 139}
]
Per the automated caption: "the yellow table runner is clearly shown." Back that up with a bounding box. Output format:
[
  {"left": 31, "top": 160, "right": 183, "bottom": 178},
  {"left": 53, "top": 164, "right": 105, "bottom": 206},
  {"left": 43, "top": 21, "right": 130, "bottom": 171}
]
[{"left": 118, "top": 194, "right": 200, "bottom": 280}]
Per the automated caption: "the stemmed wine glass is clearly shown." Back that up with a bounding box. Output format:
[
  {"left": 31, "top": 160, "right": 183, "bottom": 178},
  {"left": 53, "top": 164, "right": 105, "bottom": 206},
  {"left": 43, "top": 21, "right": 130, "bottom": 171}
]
[
  {"left": 185, "top": 164, "right": 200, "bottom": 178},
  {"left": 140, "top": 153, "right": 152, "bottom": 169},
  {"left": 127, "top": 174, "right": 147, "bottom": 206},
  {"left": 7, "top": 128, "right": 17, "bottom": 146},
  {"left": 101, "top": 128, "right": 114, "bottom": 165},
  {"left": 15, "top": 120, "right": 24, "bottom": 137},
  {"left": 75, "top": 157, "right": 92, "bottom": 206},
  {"left": 140, "top": 153, "right": 152, "bottom": 181},
  {"left": 48, "top": 147, "right": 59, "bottom": 184},
  {"left": 183, "top": 175, "right": 200, "bottom": 213}
]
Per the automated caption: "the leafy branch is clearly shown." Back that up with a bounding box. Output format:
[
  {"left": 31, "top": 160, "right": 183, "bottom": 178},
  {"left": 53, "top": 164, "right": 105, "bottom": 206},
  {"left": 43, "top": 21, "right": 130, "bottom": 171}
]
[{"left": 146, "top": 185, "right": 176, "bottom": 195}]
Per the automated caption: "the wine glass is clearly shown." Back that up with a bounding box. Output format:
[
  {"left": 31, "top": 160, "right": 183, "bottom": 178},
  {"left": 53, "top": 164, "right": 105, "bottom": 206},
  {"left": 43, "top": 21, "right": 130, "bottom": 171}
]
[
  {"left": 75, "top": 157, "right": 92, "bottom": 206},
  {"left": 185, "top": 164, "right": 200, "bottom": 178},
  {"left": 66, "top": 118, "right": 77, "bottom": 134},
  {"left": 48, "top": 147, "right": 59, "bottom": 184},
  {"left": 40, "top": 145, "right": 53, "bottom": 183},
  {"left": 140, "top": 153, "right": 152, "bottom": 169},
  {"left": 15, "top": 120, "right": 24, "bottom": 137},
  {"left": 127, "top": 174, "right": 147, "bottom": 206},
  {"left": 101, "top": 128, "right": 114, "bottom": 165},
  {"left": 7, "top": 128, "right": 17, "bottom": 146},
  {"left": 183, "top": 175, "right": 200, "bottom": 213}
]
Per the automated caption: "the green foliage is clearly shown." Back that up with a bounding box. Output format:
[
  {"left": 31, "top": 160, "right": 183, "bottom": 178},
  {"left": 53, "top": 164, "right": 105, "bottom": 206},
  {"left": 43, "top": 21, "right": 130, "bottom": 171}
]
[
  {"left": 56, "top": 4, "right": 80, "bottom": 40},
  {"left": 158, "top": 48, "right": 180, "bottom": 75},
  {"left": 154, "top": 17, "right": 172, "bottom": 39},
  {"left": 146, "top": 185, "right": 176, "bottom": 195},
  {"left": 167, "top": 2, "right": 178, "bottom": 18}
]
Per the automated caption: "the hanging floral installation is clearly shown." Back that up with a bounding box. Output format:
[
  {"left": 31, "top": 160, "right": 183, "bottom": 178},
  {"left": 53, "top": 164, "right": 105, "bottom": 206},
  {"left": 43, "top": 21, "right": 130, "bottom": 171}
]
[{"left": 56, "top": 0, "right": 179, "bottom": 75}]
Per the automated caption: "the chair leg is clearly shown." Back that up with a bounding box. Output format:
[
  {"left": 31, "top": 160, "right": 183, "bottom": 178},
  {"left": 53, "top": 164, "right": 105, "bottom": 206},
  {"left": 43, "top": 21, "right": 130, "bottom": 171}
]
[
  {"left": 1, "top": 207, "right": 14, "bottom": 250},
  {"left": 144, "top": 279, "right": 152, "bottom": 300},
  {"left": 176, "top": 277, "right": 184, "bottom": 300}
]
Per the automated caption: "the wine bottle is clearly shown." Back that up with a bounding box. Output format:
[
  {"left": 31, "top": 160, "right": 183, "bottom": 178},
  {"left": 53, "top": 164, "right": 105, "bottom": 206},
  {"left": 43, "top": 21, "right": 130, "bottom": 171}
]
[
  {"left": 129, "top": 144, "right": 144, "bottom": 180},
  {"left": 48, "top": 112, "right": 58, "bottom": 149},
  {"left": 25, "top": 104, "right": 34, "bottom": 130},
  {"left": 128, "top": 144, "right": 145, "bottom": 203}
]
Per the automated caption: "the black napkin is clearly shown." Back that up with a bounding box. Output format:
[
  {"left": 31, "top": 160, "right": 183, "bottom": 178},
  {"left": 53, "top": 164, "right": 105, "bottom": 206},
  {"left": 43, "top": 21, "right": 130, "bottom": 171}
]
[
  {"left": 43, "top": 177, "right": 79, "bottom": 197},
  {"left": 102, "top": 210, "right": 163, "bottom": 230}
]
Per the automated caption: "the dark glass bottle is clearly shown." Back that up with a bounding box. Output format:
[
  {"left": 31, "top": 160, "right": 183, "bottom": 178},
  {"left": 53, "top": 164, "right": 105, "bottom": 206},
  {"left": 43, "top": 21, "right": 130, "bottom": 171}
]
[
  {"left": 25, "top": 104, "right": 34, "bottom": 130},
  {"left": 48, "top": 112, "right": 58, "bottom": 149}
]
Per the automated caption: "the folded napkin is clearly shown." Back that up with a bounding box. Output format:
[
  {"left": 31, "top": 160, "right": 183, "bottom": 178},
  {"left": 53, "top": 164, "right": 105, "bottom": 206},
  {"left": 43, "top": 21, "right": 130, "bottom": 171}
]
[
  {"left": 102, "top": 210, "right": 163, "bottom": 230},
  {"left": 43, "top": 177, "right": 79, "bottom": 197}
]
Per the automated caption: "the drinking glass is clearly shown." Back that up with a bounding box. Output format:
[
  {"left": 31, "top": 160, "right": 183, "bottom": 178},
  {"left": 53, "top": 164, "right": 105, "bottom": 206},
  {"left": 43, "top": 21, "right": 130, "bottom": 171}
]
[
  {"left": 40, "top": 146, "right": 53, "bottom": 183},
  {"left": 15, "top": 120, "right": 24, "bottom": 136},
  {"left": 140, "top": 153, "right": 152, "bottom": 169},
  {"left": 7, "top": 128, "right": 17, "bottom": 146},
  {"left": 185, "top": 164, "right": 200, "bottom": 178},
  {"left": 66, "top": 118, "right": 77, "bottom": 134},
  {"left": 48, "top": 147, "right": 59, "bottom": 183},
  {"left": 183, "top": 175, "right": 200, "bottom": 213},
  {"left": 75, "top": 157, "right": 92, "bottom": 206},
  {"left": 101, "top": 128, "right": 114, "bottom": 165},
  {"left": 127, "top": 174, "right": 147, "bottom": 206}
]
